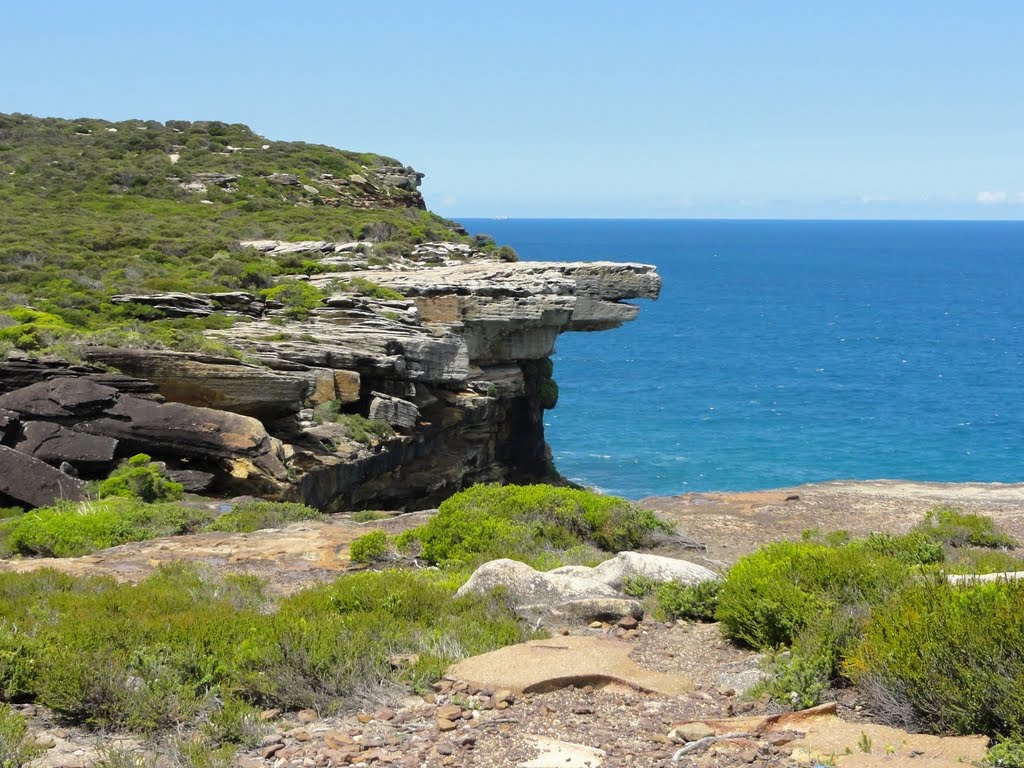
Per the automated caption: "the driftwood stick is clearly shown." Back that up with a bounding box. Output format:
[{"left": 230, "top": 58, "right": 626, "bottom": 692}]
[{"left": 672, "top": 733, "right": 754, "bottom": 760}]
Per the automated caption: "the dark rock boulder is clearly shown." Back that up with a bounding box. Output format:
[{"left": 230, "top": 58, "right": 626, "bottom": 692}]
[
  {"left": 0, "top": 409, "right": 19, "bottom": 446},
  {"left": 0, "top": 378, "right": 287, "bottom": 494},
  {"left": 16, "top": 422, "right": 118, "bottom": 469},
  {"left": 0, "top": 445, "right": 86, "bottom": 508},
  {"left": 0, "top": 377, "right": 119, "bottom": 420},
  {"left": 78, "top": 392, "right": 288, "bottom": 492},
  {"left": 0, "top": 359, "right": 158, "bottom": 397}
]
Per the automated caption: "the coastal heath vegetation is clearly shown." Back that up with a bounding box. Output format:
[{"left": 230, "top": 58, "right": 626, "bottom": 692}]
[
  {"left": 395, "top": 482, "right": 675, "bottom": 568},
  {"left": 0, "top": 113, "right": 484, "bottom": 355},
  {"left": 713, "top": 506, "right": 1024, "bottom": 741}
]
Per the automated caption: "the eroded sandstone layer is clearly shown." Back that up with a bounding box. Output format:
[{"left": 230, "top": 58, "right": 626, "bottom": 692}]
[{"left": 0, "top": 256, "right": 660, "bottom": 511}]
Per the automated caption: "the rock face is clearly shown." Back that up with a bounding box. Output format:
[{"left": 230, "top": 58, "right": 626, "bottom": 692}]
[
  {"left": 0, "top": 378, "right": 287, "bottom": 503},
  {"left": 2, "top": 253, "right": 659, "bottom": 510},
  {"left": 0, "top": 445, "right": 86, "bottom": 508}
]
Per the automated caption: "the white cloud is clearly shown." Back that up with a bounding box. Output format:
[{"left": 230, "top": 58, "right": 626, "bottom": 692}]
[{"left": 977, "top": 190, "right": 1009, "bottom": 204}]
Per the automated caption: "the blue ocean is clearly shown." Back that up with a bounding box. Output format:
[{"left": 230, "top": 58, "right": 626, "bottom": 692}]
[{"left": 461, "top": 219, "right": 1024, "bottom": 499}]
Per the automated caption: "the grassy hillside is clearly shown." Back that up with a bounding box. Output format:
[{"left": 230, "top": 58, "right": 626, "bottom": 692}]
[{"left": 0, "top": 113, "right": 469, "bottom": 353}]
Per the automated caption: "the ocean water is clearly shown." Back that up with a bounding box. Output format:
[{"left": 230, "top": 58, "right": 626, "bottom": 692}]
[{"left": 459, "top": 219, "right": 1024, "bottom": 500}]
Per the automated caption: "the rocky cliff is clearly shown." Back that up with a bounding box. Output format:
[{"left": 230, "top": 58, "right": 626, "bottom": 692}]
[{"left": 0, "top": 114, "right": 660, "bottom": 511}]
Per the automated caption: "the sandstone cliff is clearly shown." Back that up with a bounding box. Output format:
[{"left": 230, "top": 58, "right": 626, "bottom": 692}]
[{"left": 0, "top": 115, "right": 660, "bottom": 510}]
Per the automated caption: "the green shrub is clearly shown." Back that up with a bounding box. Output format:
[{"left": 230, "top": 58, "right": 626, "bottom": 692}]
[
  {"left": 203, "top": 501, "right": 320, "bottom": 533},
  {"left": 0, "top": 564, "right": 533, "bottom": 732},
  {"left": 397, "top": 483, "right": 674, "bottom": 567},
  {"left": 847, "top": 577, "right": 1024, "bottom": 737},
  {"left": 202, "top": 696, "right": 266, "bottom": 748},
  {"left": 983, "top": 739, "right": 1024, "bottom": 768},
  {"left": 8, "top": 498, "right": 212, "bottom": 557},
  {"left": 0, "top": 704, "right": 42, "bottom": 767},
  {"left": 98, "top": 454, "right": 184, "bottom": 503},
  {"left": 236, "top": 569, "right": 536, "bottom": 709},
  {"left": 716, "top": 540, "right": 908, "bottom": 650},
  {"left": 912, "top": 505, "right": 1017, "bottom": 549},
  {"left": 351, "top": 510, "right": 391, "bottom": 523},
  {"left": 311, "top": 404, "right": 395, "bottom": 445},
  {"left": 652, "top": 579, "right": 721, "bottom": 622},
  {"left": 339, "top": 277, "right": 404, "bottom": 301},
  {"left": 753, "top": 608, "right": 861, "bottom": 709},
  {"left": 350, "top": 530, "right": 390, "bottom": 563},
  {"left": 945, "top": 548, "right": 1024, "bottom": 575},
  {"left": 261, "top": 280, "right": 325, "bottom": 319},
  {"left": 861, "top": 531, "right": 945, "bottom": 565}
]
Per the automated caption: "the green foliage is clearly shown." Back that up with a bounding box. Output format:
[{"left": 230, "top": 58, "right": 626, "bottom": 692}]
[
  {"left": 0, "top": 564, "right": 532, "bottom": 733},
  {"left": 336, "top": 277, "right": 404, "bottom": 301},
  {"left": 847, "top": 577, "right": 1024, "bottom": 737},
  {"left": 7, "top": 498, "right": 212, "bottom": 557},
  {"left": 861, "top": 531, "right": 945, "bottom": 565},
  {"left": 983, "top": 739, "right": 1024, "bottom": 768},
  {"left": 350, "top": 530, "right": 390, "bottom": 563},
  {"left": 398, "top": 483, "right": 674, "bottom": 567},
  {"left": 538, "top": 377, "right": 559, "bottom": 410},
  {"left": 0, "top": 308, "right": 71, "bottom": 351},
  {"left": 351, "top": 510, "right": 391, "bottom": 523},
  {"left": 651, "top": 579, "right": 721, "bottom": 622},
  {"left": 311, "top": 403, "right": 395, "bottom": 445},
  {"left": 98, "top": 454, "right": 184, "bottom": 503},
  {"left": 0, "top": 704, "right": 41, "bottom": 768},
  {"left": 202, "top": 696, "right": 266, "bottom": 748},
  {"left": 260, "top": 280, "right": 325, "bottom": 319},
  {"left": 203, "top": 501, "right": 320, "bottom": 533},
  {"left": 912, "top": 505, "right": 1017, "bottom": 549},
  {"left": 0, "top": 113, "right": 475, "bottom": 354},
  {"left": 230, "top": 569, "right": 535, "bottom": 709},
  {"left": 716, "top": 540, "right": 908, "bottom": 650}
]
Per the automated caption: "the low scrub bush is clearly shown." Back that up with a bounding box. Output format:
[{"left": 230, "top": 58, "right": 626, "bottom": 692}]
[
  {"left": 235, "top": 569, "right": 535, "bottom": 709},
  {"left": 651, "top": 579, "right": 721, "bottom": 622},
  {"left": 846, "top": 577, "right": 1024, "bottom": 737},
  {"left": 716, "top": 540, "right": 908, "bottom": 650},
  {"left": 204, "top": 501, "right": 320, "bottom": 533},
  {"left": 350, "top": 530, "right": 390, "bottom": 563},
  {"left": 260, "top": 280, "right": 325, "bottom": 319},
  {"left": 337, "top": 277, "right": 404, "bottom": 301},
  {"left": 0, "top": 564, "right": 532, "bottom": 733},
  {"left": 397, "top": 483, "right": 674, "bottom": 567},
  {"left": 0, "top": 704, "right": 41, "bottom": 767},
  {"left": 98, "top": 454, "right": 184, "bottom": 502},
  {"left": 311, "top": 403, "right": 395, "bottom": 444},
  {"left": 861, "top": 531, "right": 945, "bottom": 565},
  {"left": 912, "top": 505, "right": 1017, "bottom": 549},
  {"left": 983, "top": 739, "right": 1024, "bottom": 768},
  {"left": 7, "top": 498, "right": 212, "bottom": 557}
]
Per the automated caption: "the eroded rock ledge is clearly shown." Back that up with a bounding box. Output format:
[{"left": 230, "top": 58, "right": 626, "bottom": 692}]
[{"left": 0, "top": 256, "right": 659, "bottom": 511}]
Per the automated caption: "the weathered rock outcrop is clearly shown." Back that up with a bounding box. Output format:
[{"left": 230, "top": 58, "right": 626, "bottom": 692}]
[
  {"left": 0, "top": 445, "right": 87, "bottom": 508},
  {"left": 0, "top": 253, "right": 659, "bottom": 510},
  {"left": 0, "top": 378, "right": 287, "bottom": 501},
  {"left": 457, "top": 553, "right": 717, "bottom": 623}
]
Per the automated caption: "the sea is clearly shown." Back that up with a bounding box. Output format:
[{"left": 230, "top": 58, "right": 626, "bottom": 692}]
[{"left": 460, "top": 219, "right": 1024, "bottom": 500}]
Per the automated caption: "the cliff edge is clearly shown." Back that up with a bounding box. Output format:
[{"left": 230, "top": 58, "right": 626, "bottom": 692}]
[{"left": 0, "top": 114, "right": 659, "bottom": 510}]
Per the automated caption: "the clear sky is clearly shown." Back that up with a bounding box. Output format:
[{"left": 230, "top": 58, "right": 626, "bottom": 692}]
[{"left": 4, "top": 1, "right": 1022, "bottom": 219}]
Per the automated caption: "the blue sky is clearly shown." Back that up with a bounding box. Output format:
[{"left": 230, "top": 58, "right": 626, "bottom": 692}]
[{"left": 4, "top": 1, "right": 1022, "bottom": 219}]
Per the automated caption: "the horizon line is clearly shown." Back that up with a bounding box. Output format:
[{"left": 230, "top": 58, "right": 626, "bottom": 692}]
[{"left": 449, "top": 215, "right": 1024, "bottom": 224}]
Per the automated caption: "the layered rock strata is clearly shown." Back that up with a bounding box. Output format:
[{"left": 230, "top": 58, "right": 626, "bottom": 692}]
[{"left": 1, "top": 255, "right": 659, "bottom": 510}]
